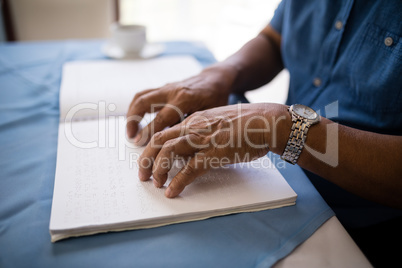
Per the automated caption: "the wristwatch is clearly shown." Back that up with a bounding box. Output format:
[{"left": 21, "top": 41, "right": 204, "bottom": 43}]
[{"left": 281, "top": 104, "right": 320, "bottom": 165}]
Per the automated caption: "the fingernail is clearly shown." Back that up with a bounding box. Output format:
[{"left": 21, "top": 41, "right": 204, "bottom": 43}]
[
  {"left": 138, "top": 171, "right": 146, "bottom": 181},
  {"left": 134, "top": 134, "right": 141, "bottom": 143},
  {"left": 165, "top": 187, "right": 173, "bottom": 198},
  {"left": 153, "top": 178, "right": 160, "bottom": 188}
]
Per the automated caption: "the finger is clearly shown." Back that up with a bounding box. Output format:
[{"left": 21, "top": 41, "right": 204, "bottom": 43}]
[
  {"left": 134, "top": 103, "right": 186, "bottom": 146},
  {"left": 152, "top": 135, "right": 201, "bottom": 188},
  {"left": 126, "top": 89, "right": 166, "bottom": 138},
  {"left": 165, "top": 152, "right": 210, "bottom": 198},
  {"left": 127, "top": 88, "right": 158, "bottom": 121},
  {"left": 137, "top": 124, "right": 184, "bottom": 181},
  {"left": 128, "top": 88, "right": 156, "bottom": 106}
]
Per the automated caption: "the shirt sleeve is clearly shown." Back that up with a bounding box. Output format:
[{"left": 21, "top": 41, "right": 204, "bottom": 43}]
[{"left": 269, "top": 0, "right": 286, "bottom": 34}]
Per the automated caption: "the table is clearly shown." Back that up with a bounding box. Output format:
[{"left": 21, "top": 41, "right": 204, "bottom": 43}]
[{"left": 0, "top": 40, "right": 370, "bottom": 267}]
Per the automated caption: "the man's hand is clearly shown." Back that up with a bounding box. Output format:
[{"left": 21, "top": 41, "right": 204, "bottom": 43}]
[
  {"left": 137, "top": 103, "right": 289, "bottom": 198},
  {"left": 126, "top": 24, "right": 283, "bottom": 145},
  {"left": 126, "top": 66, "right": 237, "bottom": 144}
]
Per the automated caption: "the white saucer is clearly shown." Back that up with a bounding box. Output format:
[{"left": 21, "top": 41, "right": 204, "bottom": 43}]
[{"left": 102, "top": 42, "right": 165, "bottom": 60}]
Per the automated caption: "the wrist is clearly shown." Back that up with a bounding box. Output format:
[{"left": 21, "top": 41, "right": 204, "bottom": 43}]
[
  {"left": 201, "top": 62, "right": 239, "bottom": 95},
  {"left": 261, "top": 103, "right": 292, "bottom": 155}
]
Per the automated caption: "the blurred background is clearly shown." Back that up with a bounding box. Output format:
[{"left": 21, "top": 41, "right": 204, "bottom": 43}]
[
  {"left": 120, "top": 0, "right": 280, "bottom": 61},
  {"left": 0, "top": 0, "right": 288, "bottom": 103}
]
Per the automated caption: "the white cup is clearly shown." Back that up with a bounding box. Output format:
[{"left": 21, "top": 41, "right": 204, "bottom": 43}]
[{"left": 110, "top": 23, "right": 146, "bottom": 55}]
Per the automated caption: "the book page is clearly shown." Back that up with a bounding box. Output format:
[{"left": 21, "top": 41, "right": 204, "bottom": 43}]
[
  {"left": 50, "top": 119, "right": 297, "bottom": 239},
  {"left": 59, "top": 56, "right": 202, "bottom": 120}
]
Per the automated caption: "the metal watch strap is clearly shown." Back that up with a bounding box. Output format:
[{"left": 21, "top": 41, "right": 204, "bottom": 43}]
[{"left": 281, "top": 117, "right": 310, "bottom": 165}]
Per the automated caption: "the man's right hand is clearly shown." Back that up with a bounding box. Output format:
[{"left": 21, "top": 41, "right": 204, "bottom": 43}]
[{"left": 126, "top": 65, "right": 237, "bottom": 145}]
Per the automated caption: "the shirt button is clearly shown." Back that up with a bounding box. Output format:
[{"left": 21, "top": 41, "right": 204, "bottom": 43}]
[
  {"left": 313, "top": 78, "right": 322, "bottom": 87},
  {"left": 384, "top": 37, "right": 393, "bottom": 47},
  {"left": 335, "top": 20, "right": 343, "bottom": 30}
]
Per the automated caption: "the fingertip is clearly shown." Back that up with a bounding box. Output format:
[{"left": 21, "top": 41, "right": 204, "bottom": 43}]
[
  {"left": 165, "top": 187, "right": 176, "bottom": 198},
  {"left": 165, "top": 181, "right": 184, "bottom": 198},
  {"left": 133, "top": 134, "right": 141, "bottom": 144},
  {"left": 153, "top": 178, "right": 161, "bottom": 188},
  {"left": 152, "top": 173, "right": 167, "bottom": 188},
  {"left": 138, "top": 171, "right": 149, "bottom": 181},
  {"left": 127, "top": 129, "right": 134, "bottom": 139},
  {"left": 126, "top": 123, "right": 137, "bottom": 138},
  {"left": 133, "top": 129, "right": 150, "bottom": 146}
]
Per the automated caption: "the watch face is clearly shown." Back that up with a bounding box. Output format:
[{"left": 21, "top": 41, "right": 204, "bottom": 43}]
[{"left": 293, "top": 104, "right": 318, "bottom": 120}]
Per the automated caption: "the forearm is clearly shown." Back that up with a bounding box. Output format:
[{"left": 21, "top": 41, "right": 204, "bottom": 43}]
[
  {"left": 267, "top": 106, "right": 402, "bottom": 208},
  {"left": 202, "top": 25, "right": 284, "bottom": 95}
]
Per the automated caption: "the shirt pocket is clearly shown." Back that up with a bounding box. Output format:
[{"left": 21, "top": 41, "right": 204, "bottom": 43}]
[{"left": 349, "top": 23, "right": 402, "bottom": 112}]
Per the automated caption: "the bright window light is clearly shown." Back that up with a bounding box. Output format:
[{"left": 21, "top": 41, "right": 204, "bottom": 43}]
[{"left": 120, "top": 0, "right": 288, "bottom": 104}]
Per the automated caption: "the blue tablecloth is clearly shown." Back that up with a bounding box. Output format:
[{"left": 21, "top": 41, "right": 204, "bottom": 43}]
[{"left": 0, "top": 40, "right": 334, "bottom": 268}]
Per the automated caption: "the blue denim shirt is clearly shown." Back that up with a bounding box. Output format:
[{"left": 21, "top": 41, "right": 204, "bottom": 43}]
[{"left": 270, "top": 0, "right": 402, "bottom": 228}]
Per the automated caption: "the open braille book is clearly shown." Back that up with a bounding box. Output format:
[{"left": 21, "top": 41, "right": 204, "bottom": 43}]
[{"left": 50, "top": 56, "right": 297, "bottom": 242}]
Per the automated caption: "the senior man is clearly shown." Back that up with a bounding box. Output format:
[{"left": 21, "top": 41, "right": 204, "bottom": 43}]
[{"left": 126, "top": 0, "right": 401, "bottom": 266}]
